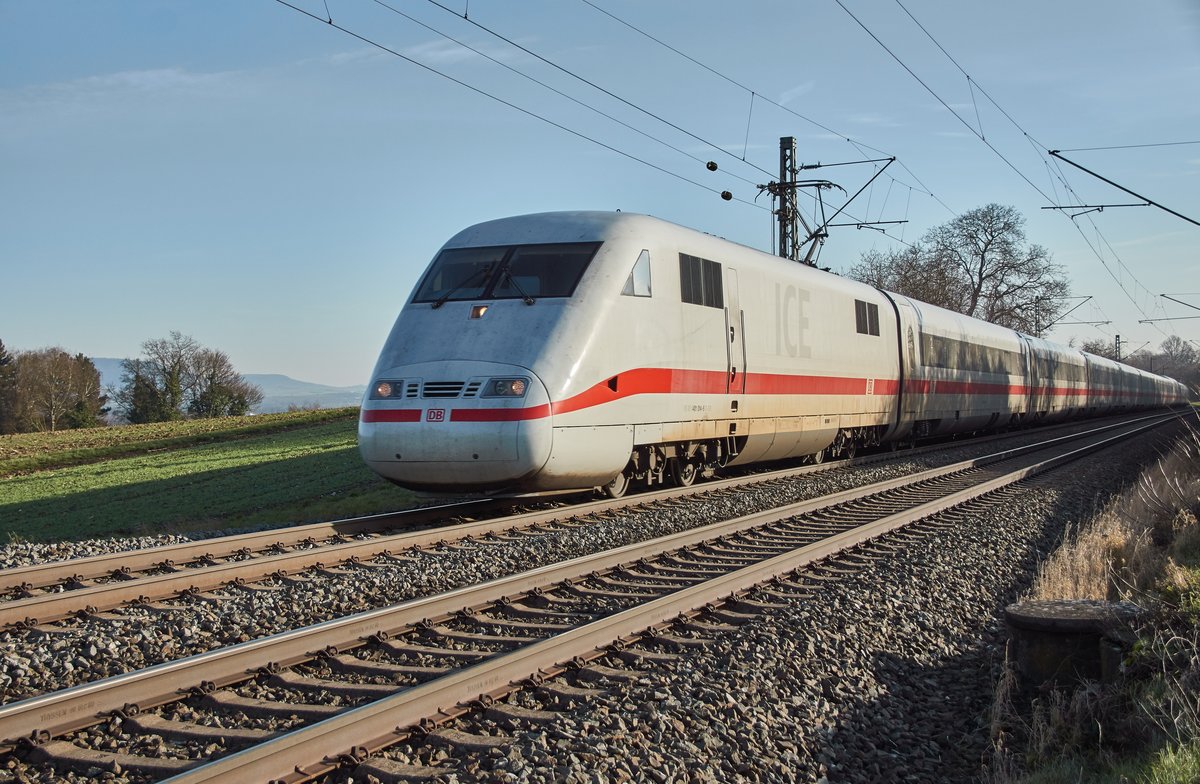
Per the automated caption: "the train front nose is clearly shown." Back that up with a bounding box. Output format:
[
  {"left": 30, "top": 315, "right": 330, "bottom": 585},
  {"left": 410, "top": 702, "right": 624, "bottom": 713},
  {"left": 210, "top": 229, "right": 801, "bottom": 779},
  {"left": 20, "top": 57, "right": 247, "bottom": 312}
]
[{"left": 358, "top": 362, "right": 552, "bottom": 493}]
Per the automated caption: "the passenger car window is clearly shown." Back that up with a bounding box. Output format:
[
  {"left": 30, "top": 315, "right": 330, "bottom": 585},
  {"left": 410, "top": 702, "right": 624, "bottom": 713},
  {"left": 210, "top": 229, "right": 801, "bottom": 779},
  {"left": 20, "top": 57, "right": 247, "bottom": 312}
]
[
  {"left": 854, "top": 299, "right": 880, "bottom": 336},
  {"left": 679, "top": 253, "right": 723, "bottom": 308}
]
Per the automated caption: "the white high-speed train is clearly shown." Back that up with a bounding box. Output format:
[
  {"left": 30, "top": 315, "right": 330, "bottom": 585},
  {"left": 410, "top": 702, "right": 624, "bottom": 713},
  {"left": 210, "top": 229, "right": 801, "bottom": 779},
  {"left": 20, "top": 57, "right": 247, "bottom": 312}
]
[{"left": 359, "top": 211, "right": 1190, "bottom": 496}]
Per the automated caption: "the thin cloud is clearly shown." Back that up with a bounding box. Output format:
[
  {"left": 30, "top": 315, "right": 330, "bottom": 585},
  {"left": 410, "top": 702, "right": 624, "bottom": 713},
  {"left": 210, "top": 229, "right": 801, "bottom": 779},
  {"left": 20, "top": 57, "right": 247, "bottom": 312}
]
[
  {"left": 778, "top": 81, "right": 816, "bottom": 106},
  {"left": 402, "top": 36, "right": 531, "bottom": 67},
  {"left": 71, "top": 67, "right": 228, "bottom": 93},
  {"left": 845, "top": 113, "right": 902, "bottom": 128},
  {"left": 3, "top": 67, "right": 233, "bottom": 108},
  {"left": 327, "top": 48, "right": 388, "bottom": 66}
]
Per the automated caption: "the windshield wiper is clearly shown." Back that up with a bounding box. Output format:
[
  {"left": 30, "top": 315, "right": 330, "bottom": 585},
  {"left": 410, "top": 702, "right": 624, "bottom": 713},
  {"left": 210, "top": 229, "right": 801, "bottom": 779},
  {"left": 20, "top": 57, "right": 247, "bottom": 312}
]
[
  {"left": 432, "top": 264, "right": 492, "bottom": 309},
  {"left": 500, "top": 267, "right": 536, "bottom": 306}
]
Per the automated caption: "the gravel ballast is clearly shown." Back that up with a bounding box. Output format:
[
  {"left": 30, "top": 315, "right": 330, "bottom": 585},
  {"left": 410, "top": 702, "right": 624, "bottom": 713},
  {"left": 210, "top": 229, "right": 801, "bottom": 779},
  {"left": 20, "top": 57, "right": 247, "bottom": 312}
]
[
  {"left": 354, "top": 428, "right": 1179, "bottom": 784},
  {"left": 0, "top": 420, "right": 1186, "bottom": 782}
]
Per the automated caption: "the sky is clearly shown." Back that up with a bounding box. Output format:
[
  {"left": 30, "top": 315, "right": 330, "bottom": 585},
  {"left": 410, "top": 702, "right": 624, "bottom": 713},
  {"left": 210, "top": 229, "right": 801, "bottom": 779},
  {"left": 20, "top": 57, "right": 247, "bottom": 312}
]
[{"left": 2, "top": 0, "right": 1198, "bottom": 387}]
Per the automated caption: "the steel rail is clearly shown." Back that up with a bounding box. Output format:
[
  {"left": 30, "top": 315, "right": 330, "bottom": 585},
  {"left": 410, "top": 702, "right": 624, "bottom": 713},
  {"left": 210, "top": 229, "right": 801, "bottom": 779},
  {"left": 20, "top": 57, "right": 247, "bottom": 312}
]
[
  {"left": 0, "top": 499, "right": 506, "bottom": 595},
  {"left": 0, "top": 414, "right": 1173, "bottom": 754},
  {"left": 0, "top": 411, "right": 1157, "bottom": 598},
  {"left": 0, "top": 413, "right": 1169, "bottom": 630},
  {"left": 162, "top": 414, "right": 1174, "bottom": 783}
]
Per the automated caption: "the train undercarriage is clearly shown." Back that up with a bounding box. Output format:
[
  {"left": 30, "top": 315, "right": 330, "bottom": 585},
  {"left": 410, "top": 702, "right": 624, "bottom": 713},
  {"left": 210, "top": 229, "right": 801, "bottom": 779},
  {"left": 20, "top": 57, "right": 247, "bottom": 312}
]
[{"left": 599, "top": 425, "right": 889, "bottom": 497}]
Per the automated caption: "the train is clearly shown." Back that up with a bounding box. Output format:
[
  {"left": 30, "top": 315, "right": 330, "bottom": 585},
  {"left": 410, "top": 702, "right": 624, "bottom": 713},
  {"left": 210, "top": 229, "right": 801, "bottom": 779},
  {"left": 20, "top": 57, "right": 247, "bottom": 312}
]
[{"left": 359, "top": 211, "right": 1191, "bottom": 497}]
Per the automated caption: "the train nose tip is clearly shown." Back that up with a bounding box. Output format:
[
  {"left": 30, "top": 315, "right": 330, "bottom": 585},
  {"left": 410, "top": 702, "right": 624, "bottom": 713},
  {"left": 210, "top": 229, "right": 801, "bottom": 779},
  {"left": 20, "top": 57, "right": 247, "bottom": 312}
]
[{"left": 358, "top": 365, "right": 552, "bottom": 492}]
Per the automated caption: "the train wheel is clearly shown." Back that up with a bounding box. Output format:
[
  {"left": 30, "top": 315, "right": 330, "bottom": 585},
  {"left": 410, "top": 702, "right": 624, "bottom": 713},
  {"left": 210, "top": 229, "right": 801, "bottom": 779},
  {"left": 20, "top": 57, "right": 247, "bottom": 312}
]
[
  {"left": 602, "top": 470, "right": 630, "bottom": 499},
  {"left": 843, "top": 441, "right": 857, "bottom": 459},
  {"left": 670, "top": 457, "right": 698, "bottom": 487},
  {"left": 809, "top": 448, "right": 826, "bottom": 465}
]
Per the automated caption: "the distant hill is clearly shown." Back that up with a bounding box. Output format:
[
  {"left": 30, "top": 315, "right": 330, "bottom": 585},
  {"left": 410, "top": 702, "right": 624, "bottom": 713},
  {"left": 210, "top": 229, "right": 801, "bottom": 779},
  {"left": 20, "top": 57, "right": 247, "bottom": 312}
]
[
  {"left": 243, "top": 374, "right": 365, "bottom": 413},
  {"left": 92, "top": 358, "right": 364, "bottom": 414}
]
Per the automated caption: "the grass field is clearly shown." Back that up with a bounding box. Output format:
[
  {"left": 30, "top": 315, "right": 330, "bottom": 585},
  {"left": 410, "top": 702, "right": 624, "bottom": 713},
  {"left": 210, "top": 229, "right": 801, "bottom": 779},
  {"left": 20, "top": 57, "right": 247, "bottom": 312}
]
[
  {"left": 0, "top": 409, "right": 418, "bottom": 542},
  {"left": 0, "top": 408, "right": 359, "bottom": 476}
]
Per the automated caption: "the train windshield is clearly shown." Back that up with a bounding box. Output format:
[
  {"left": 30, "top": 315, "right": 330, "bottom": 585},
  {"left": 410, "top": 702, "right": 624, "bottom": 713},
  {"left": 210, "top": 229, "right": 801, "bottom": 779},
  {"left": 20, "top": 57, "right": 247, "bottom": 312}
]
[{"left": 413, "top": 241, "right": 601, "bottom": 304}]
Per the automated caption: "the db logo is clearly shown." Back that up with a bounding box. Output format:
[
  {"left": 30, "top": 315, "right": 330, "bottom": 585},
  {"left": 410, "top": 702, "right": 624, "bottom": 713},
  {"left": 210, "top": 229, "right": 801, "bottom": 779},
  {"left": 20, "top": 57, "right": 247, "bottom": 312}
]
[{"left": 426, "top": 409, "right": 446, "bottom": 422}]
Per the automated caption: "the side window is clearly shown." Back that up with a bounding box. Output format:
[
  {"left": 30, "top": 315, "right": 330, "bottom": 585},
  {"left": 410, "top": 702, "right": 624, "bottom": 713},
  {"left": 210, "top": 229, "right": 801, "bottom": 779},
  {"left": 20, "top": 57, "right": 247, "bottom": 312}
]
[
  {"left": 621, "top": 249, "right": 653, "bottom": 297},
  {"left": 854, "top": 299, "right": 880, "bottom": 336},
  {"left": 679, "top": 253, "right": 723, "bottom": 308}
]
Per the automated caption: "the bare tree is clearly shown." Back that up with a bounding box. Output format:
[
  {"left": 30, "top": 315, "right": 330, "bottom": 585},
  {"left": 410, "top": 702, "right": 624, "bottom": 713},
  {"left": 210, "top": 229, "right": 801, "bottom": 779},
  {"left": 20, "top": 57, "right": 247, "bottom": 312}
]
[
  {"left": 188, "top": 348, "right": 263, "bottom": 418},
  {"left": 1154, "top": 335, "right": 1200, "bottom": 388},
  {"left": 138, "top": 331, "right": 200, "bottom": 418},
  {"left": 847, "top": 245, "right": 967, "bottom": 312},
  {"left": 113, "top": 333, "right": 262, "bottom": 422},
  {"left": 846, "top": 204, "right": 1070, "bottom": 335},
  {"left": 13, "top": 349, "right": 106, "bottom": 431},
  {"left": 1078, "top": 338, "right": 1118, "bottom": 360}
]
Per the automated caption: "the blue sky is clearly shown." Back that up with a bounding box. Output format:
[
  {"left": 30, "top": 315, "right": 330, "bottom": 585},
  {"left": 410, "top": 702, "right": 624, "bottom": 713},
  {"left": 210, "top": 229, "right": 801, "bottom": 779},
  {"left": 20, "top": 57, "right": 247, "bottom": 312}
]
[{"left": 2, "top": 0, "right": 1198, "bottom": 386}]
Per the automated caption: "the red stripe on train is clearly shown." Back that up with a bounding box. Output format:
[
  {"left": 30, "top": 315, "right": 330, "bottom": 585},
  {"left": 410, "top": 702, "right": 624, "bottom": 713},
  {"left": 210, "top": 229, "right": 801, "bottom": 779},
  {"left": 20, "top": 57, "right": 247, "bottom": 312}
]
[
  {"left": 451, "top": 405, "right": 552, "bottom": 422},
  {"left": 360, "top": 409, "right": 421, "bottom": 423}
]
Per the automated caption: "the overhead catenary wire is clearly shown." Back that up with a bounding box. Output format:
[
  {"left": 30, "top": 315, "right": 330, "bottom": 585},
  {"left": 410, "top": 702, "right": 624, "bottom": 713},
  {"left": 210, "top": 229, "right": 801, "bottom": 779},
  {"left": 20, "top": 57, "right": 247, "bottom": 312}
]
[
  {"left": 1055, "top": 141, "right": 1200, "bottom": 153},
  {"left": 833, "top": 0, "right": 1057, "bottom": 207},
  {"left": 881, "top": 0, "right": 1190, "bottom": 345},
  {"left": 422, "top": 0, "right": 779, "bottom": 181},
  {"left": 1044, "top": 154, "right": 1180, "bottom": 340},
  {"left": 272, "top": 0, "right": 762, "bottom": 208},
  {"left": 896, "top": 0, "right": 1188, "bottom": 338},
  {"left": 368, "top": 0, "right": 762, "bottom": 189},
  {"left": 1048, "top": 149, "right": 1200, "bottom": 228},
  {"left": 424, "top": 0, "right": 924, "bottom": 243},
  {"left": 896, "top": 0, "right": 1194, "bottom": 322},
  {"left": 577, "top": 0, "right": 956, "bottom": 218}
]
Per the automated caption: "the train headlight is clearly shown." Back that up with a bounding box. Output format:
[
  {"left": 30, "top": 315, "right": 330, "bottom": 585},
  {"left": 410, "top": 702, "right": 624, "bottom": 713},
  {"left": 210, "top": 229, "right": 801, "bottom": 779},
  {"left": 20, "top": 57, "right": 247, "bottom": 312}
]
[
  {"left": 371, "top": 380, "right": 403, "bottom": 399},
  {"left": 484, "top": 378, "right": 528, "bottom": 397}
]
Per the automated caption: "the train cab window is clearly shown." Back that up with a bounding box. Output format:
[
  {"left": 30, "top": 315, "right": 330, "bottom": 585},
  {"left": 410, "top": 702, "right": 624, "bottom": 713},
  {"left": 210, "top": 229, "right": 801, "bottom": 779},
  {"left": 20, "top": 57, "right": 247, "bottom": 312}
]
[
  {"left": 414, "top": 241, "right": 600, "bottom": 304},
  {"left": 621, "top": 250, "right": 653, "bottom": 297},
  {"left": 492, "top": 242, "right": 599, "bottom": 299},
  {"left": 855, "top": 299, "right": 880, "bottom": 336},
  {"left": 679, "top": 253, "right": 723, "bottom": 308},
  {"left": 413, "top": 246, "right": 507, "bottom": 304}
]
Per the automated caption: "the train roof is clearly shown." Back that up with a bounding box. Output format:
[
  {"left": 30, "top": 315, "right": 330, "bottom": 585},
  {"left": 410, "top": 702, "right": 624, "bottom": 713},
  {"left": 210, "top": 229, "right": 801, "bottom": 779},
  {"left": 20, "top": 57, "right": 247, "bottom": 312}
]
[{"left": 443, "top": 211, "right": 666, "bottom": 249}]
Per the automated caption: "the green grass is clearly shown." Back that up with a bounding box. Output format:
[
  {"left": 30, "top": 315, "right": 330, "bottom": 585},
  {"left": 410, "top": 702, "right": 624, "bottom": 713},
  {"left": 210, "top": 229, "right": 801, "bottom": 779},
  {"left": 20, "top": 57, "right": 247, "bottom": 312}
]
[
  {"left": 0, "top": 412, "right": 418, "bottom": 542},
  {"left": 1016, "top": 742, "right": 1200, "bottom": 784},
  {"left": 0, "top": 408, "right": 360, "bottom": 477}
]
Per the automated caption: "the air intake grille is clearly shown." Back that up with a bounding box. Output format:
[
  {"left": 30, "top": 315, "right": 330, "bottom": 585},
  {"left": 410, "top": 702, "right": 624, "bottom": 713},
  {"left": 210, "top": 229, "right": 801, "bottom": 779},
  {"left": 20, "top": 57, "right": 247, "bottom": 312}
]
[{"left": 422, "top": 381, "right": 465, "bottom": 398}]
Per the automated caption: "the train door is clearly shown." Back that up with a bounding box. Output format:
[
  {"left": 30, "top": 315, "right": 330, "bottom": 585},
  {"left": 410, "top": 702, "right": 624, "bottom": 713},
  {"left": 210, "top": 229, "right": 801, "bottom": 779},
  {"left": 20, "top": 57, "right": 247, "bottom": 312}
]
[{"left": 725, "top": 268, "right": 746, "bottom": 394}]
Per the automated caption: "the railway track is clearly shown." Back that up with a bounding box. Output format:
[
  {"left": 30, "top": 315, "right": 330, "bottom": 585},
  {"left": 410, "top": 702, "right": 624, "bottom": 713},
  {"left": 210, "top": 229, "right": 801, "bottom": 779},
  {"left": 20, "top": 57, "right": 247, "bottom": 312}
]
[
  {"left": 0, "top": 411, "right": 1179, "bottom": 783},
  {"left": 0, "top": 414, "right": 1163, "bottom": 632}
]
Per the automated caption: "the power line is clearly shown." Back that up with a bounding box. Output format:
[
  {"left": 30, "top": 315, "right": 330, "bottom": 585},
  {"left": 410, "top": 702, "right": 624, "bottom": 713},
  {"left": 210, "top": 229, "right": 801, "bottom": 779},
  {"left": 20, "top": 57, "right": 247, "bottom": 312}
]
[
  {"left": 368, "top": 0, "right": 761, "bottom": 189},
  {"left": 427, "top": 0, "right": 933, "bottom": 243},
  {"left": 833, "top": 0, "right": 1056, "bottom": 205},
  {"left": 272, "top": 0, "right": 760, "bottom": 208},
  {"left": 422, "top": 0, "right": 779, "bottom": 181},
  {"left": 1044, "top": 155, "right": 1184, "bottom": 340},
  {"left": 1048, "top": 149, "right": 1200, "bottom": 228},
  {"left": 577, "top": 0, "right": 957, "bottom": 219},
  {"left": 1055, "top": 141, "right": 1200, "bottom": 153},
  {"left": 881, "top": 0, "right": 1188, "bottom": 344}
]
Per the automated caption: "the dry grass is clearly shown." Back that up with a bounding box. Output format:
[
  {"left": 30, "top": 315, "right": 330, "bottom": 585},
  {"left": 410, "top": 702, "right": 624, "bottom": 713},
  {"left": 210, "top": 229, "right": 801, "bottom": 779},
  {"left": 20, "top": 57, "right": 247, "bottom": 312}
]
[
  {"left": 1028, "top": 421, "right": 1200, "bottom": 605},
  {"left": 987, "top": 419, "right": 1200, "bottom": 783}
]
